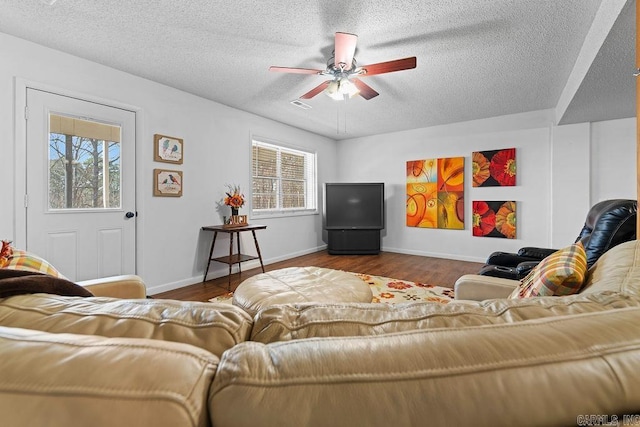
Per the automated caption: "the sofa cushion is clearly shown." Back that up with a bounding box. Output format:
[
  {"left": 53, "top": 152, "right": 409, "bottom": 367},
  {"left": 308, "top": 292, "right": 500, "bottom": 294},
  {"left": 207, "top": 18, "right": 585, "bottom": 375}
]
[
  {"left": 250, "top": 291, "right": 640, "bottom": 343},
  {"left": 509, "top": 242, "right": 587, "bottom": 298},
  {"left": 0, "top": 269, "right": 93, "bottom": 298},
  {"left": 0, "top": 325, "right": 217, "bottom": 427},
  {"left": 0, "top": 295, "right": 252, "bottom": 358}
]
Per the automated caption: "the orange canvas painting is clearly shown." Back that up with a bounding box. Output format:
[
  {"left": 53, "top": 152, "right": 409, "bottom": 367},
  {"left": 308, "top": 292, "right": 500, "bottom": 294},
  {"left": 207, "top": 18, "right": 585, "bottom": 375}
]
[{"left": 407, "top": 157, "right": 464, "bottom": 229}]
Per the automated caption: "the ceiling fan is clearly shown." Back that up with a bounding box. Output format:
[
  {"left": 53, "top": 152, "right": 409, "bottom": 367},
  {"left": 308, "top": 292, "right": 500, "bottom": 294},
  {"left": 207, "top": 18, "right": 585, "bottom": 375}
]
[{"left": 269, "top": 32, "right": 417, "bottom": 101}]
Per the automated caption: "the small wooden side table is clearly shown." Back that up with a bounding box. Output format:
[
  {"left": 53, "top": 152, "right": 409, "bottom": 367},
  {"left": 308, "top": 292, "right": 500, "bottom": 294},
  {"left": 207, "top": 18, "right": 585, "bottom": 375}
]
[{"left": 201, "top": 224, "right": 267, "bottom": 289}]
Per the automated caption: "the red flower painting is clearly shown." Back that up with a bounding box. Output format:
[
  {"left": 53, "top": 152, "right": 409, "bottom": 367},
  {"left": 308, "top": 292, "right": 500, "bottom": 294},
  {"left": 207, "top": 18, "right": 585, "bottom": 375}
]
[
  {"left": 472, "top": 148, "right": 516, "bottom": 187},
  {"left": 473, "top": 200, "right": 517, "bottom": 238}
]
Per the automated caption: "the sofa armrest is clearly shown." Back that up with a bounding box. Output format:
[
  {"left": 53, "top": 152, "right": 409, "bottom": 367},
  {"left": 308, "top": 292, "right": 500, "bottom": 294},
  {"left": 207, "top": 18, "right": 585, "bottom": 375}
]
[
  {"left": 517, "top": 246, "right": 557, "bottom": 259},
  {"left": 516, "top": 261, "right": 539, "bottom": 277},
  {"left": 77, "top": 275, "right": 147, "bottom": 299},
  {"left": 0, "top": 325, "right": 217, "bottom": 427},
  {"left": 485, "top": 251, "right": 542, "bottom": 267},
  {"left": 454, "top": 274, "right": 519, "bottom": 301}
]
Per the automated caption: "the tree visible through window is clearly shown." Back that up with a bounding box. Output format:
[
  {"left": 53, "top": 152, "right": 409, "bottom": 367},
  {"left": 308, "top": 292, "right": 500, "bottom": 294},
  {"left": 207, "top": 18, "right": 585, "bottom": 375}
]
[
  {"left": 48, "top": 114, "right": 121, "bottom": 209},
  {"left": 252, "top": 139, "right": 316, "bottom": 214}
]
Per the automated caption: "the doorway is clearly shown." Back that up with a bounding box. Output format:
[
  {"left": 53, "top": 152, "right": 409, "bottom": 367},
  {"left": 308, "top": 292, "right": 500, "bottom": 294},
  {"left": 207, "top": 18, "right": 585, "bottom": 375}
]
[{"left": 24, "top": 88, "right": 136, "bottom": 281}]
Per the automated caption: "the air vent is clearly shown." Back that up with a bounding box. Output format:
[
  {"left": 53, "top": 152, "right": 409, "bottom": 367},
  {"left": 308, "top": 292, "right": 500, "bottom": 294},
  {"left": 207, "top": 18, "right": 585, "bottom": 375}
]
[{"left": 290, "top": 100, "right": 312, "bottom": 110}]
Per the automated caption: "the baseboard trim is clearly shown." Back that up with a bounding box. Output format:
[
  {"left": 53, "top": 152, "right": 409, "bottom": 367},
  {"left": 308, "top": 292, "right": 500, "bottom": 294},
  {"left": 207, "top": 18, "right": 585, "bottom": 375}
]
[{"left": 381, "top": 246, "right": 486, "bottom": 263}]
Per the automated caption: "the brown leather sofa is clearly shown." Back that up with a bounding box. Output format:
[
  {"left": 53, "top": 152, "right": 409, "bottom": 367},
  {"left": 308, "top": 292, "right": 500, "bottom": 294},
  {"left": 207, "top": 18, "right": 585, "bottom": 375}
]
[{"left": 3, "top": 241, "right": 640, "bottom": 426}]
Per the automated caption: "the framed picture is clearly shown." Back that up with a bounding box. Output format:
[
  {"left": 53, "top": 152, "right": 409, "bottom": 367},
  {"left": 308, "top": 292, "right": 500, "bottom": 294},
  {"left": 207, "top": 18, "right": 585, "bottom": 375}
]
[
  {"left": 153, "top": 169, "right": 183, "bottom": 197},
  {"left": 472, "top": 148, "right": 516, "bottom": 187},
  {"left": 154, "top": 134, "right": 183, "bottom": 164},
  {"left": 472, "top": 200, "right": 516, "bottom": 238},
  {"left": 406, "top": 157, "right": 465, "bottom": 230}
]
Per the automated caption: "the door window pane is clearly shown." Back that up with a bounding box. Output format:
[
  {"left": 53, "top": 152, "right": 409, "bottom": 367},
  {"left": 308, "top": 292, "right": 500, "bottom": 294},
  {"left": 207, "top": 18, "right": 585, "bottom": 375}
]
[{"left": 48, "top": 114, "right": 121, "bottom": 210}]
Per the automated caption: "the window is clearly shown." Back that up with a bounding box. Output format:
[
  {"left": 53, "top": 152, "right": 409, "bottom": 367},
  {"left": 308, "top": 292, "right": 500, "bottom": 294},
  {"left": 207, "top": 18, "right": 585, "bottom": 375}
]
[
  {"left": 252, "top": 138, "right": 317, "bottom": 216},
  {"left": 48, "top": 113, "right": 121, "bottom": 210}
]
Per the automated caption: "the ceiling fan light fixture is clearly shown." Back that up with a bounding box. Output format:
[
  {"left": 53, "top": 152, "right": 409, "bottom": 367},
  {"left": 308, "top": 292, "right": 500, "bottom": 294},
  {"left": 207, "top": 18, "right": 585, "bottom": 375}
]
[
  {"left": 341, "top": 79, "right": 359, "bottom": 98},
  {"left": 325, "top": 78, "right": 359, "bottom": 101},
  {"left": 326, "top": 91, "right": 345, "bottom": 101},
  {"left": 325, "top": 80, "right": 340, "bottom": 96}
]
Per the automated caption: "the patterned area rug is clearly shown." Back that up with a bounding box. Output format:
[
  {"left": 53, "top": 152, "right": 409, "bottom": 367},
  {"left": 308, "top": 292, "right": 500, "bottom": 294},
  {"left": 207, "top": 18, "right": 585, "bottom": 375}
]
[
  {"left": 208, "top": 272, "right": 454, "bottom": 304},
  {"left": 355, "top": 273, "right": 454, "bottom": 304}
]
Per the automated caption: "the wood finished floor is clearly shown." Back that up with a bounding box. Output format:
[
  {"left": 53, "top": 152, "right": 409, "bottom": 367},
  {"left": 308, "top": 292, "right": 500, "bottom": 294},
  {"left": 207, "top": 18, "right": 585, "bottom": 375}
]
[{"left": 153, "top": 250, "right": 484, "bottom": 302}]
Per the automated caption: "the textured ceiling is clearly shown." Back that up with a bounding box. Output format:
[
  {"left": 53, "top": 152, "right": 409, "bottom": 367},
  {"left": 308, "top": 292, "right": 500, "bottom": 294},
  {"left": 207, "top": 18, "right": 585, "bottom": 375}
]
[
  {"left": 559, "top": 0, "right": 636, "bottom": 125},
  {"left": 0, "top": 0, "right": 634, "bottom": 140}
]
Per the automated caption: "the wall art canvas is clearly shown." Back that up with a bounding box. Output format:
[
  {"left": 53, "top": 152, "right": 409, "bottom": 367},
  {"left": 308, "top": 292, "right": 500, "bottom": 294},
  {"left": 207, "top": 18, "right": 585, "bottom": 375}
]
[
  {"left": 472, "top": 200, "right": 516, "bottom": 238},
  {"left": 154, "top": 134, "right": 183, "bottom": 164},
  {"left": 153, "top": 169, "right": 182, "bottom": 197},
  {"left": 472, "top": 148, "right": 516, "bottom": 187},
  {"left": 406, "top": 157, "right": 464, "bottom": 229}
]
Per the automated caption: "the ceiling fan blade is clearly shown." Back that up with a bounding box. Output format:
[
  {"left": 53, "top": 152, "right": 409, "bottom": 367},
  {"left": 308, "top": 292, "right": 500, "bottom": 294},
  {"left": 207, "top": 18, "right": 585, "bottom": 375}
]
[
  {"left": 269, "top": 66, "right": 323, "bottom": 74},
  {"left": 334, "top": 32, "right": 358, "bottom": 70},
  {"left": 300, "top": 81, "right": 331, "bottom": 99},
  {"left": 352, "top": 78, "right": 379, "bottom": 100},
  {"left": 360, "top": 57, "right": 417, "bottom": 76}
]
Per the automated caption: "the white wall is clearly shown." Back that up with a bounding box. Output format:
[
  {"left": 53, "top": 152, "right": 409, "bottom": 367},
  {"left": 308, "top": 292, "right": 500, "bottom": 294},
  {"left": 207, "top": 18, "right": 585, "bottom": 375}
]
[
  {"left": 590, "top": 117, "right": 636, "bottom": 202},
  {"left": 550, "top": 123, "right": 591, "bottom": 247},
  {"left": 550, "top": 117, "right": 636, "bottom": 247},
  {"left": 0, "top": 32, "right": 338, "bottom": 294},
  {"left": 337, "top": 111, "right": 636, "bottom": 262}
]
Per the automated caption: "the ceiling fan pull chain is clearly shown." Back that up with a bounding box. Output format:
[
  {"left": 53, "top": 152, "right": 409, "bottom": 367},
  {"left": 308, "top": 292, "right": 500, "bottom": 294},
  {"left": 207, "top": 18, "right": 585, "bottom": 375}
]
[{"left": 344, "top": 106, "right": 347, "bottom": 134}]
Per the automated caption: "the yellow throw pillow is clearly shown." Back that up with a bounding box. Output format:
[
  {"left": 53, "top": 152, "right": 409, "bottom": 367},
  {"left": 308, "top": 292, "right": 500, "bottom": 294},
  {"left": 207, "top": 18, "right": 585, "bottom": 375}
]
[
  {"left": 509, "top": 242, "right": 587, "bottom": 299},
  {"left": 2, "top": 249, "right": 66, "bottom": 279}
]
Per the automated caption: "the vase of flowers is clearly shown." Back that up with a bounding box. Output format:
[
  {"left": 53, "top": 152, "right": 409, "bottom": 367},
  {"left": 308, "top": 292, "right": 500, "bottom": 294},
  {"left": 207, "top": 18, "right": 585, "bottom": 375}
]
[
  {"left": 224, "top": 184, "right": 245, "bottom": 215},
  {"left": 223, "top": 185, "right": 248, "bottom": 227}
]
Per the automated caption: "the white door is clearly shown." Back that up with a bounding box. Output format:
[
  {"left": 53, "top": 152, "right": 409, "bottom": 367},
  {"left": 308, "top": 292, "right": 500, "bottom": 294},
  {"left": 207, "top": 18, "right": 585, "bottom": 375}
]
[{"left": 25, "top": 89, "right": 136, "bottom": 281}]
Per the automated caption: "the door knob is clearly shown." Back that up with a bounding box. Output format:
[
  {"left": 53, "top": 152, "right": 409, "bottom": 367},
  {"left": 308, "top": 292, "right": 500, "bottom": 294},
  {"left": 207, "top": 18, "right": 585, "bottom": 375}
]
[{"left": 125, "top": 211, "right": 135, "bottom": 219}]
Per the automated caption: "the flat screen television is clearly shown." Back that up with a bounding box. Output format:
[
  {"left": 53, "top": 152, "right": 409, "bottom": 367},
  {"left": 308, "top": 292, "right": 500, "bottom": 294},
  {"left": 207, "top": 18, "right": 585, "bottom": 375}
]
[{"left": 324, "top": 183, "right": 384, "bottom": 230}]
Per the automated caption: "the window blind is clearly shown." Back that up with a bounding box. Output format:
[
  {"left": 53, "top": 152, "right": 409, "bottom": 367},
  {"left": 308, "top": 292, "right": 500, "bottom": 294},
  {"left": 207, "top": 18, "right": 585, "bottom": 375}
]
[{"left": 252, "top": 139, "right": 316, "bottom": 213}]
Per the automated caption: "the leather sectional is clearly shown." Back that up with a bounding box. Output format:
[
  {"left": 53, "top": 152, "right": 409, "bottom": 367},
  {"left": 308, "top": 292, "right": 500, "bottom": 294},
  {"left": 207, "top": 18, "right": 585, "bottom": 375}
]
[{"left": 2, "top": 240, "right": 640, "bottom": 426}]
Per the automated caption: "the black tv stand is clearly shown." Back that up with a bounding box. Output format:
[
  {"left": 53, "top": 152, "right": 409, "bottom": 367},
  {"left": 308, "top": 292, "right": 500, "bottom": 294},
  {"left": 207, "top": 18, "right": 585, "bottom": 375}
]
[{"left": 327, "top": 229, "right": 381, "bottom": 255}]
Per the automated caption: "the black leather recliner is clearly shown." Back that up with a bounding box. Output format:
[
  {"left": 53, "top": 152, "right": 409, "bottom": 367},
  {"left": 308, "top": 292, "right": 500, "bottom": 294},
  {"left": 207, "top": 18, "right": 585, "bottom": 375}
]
[{"left": 478, "top": 199, "right": 638, "bottom": 280}]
